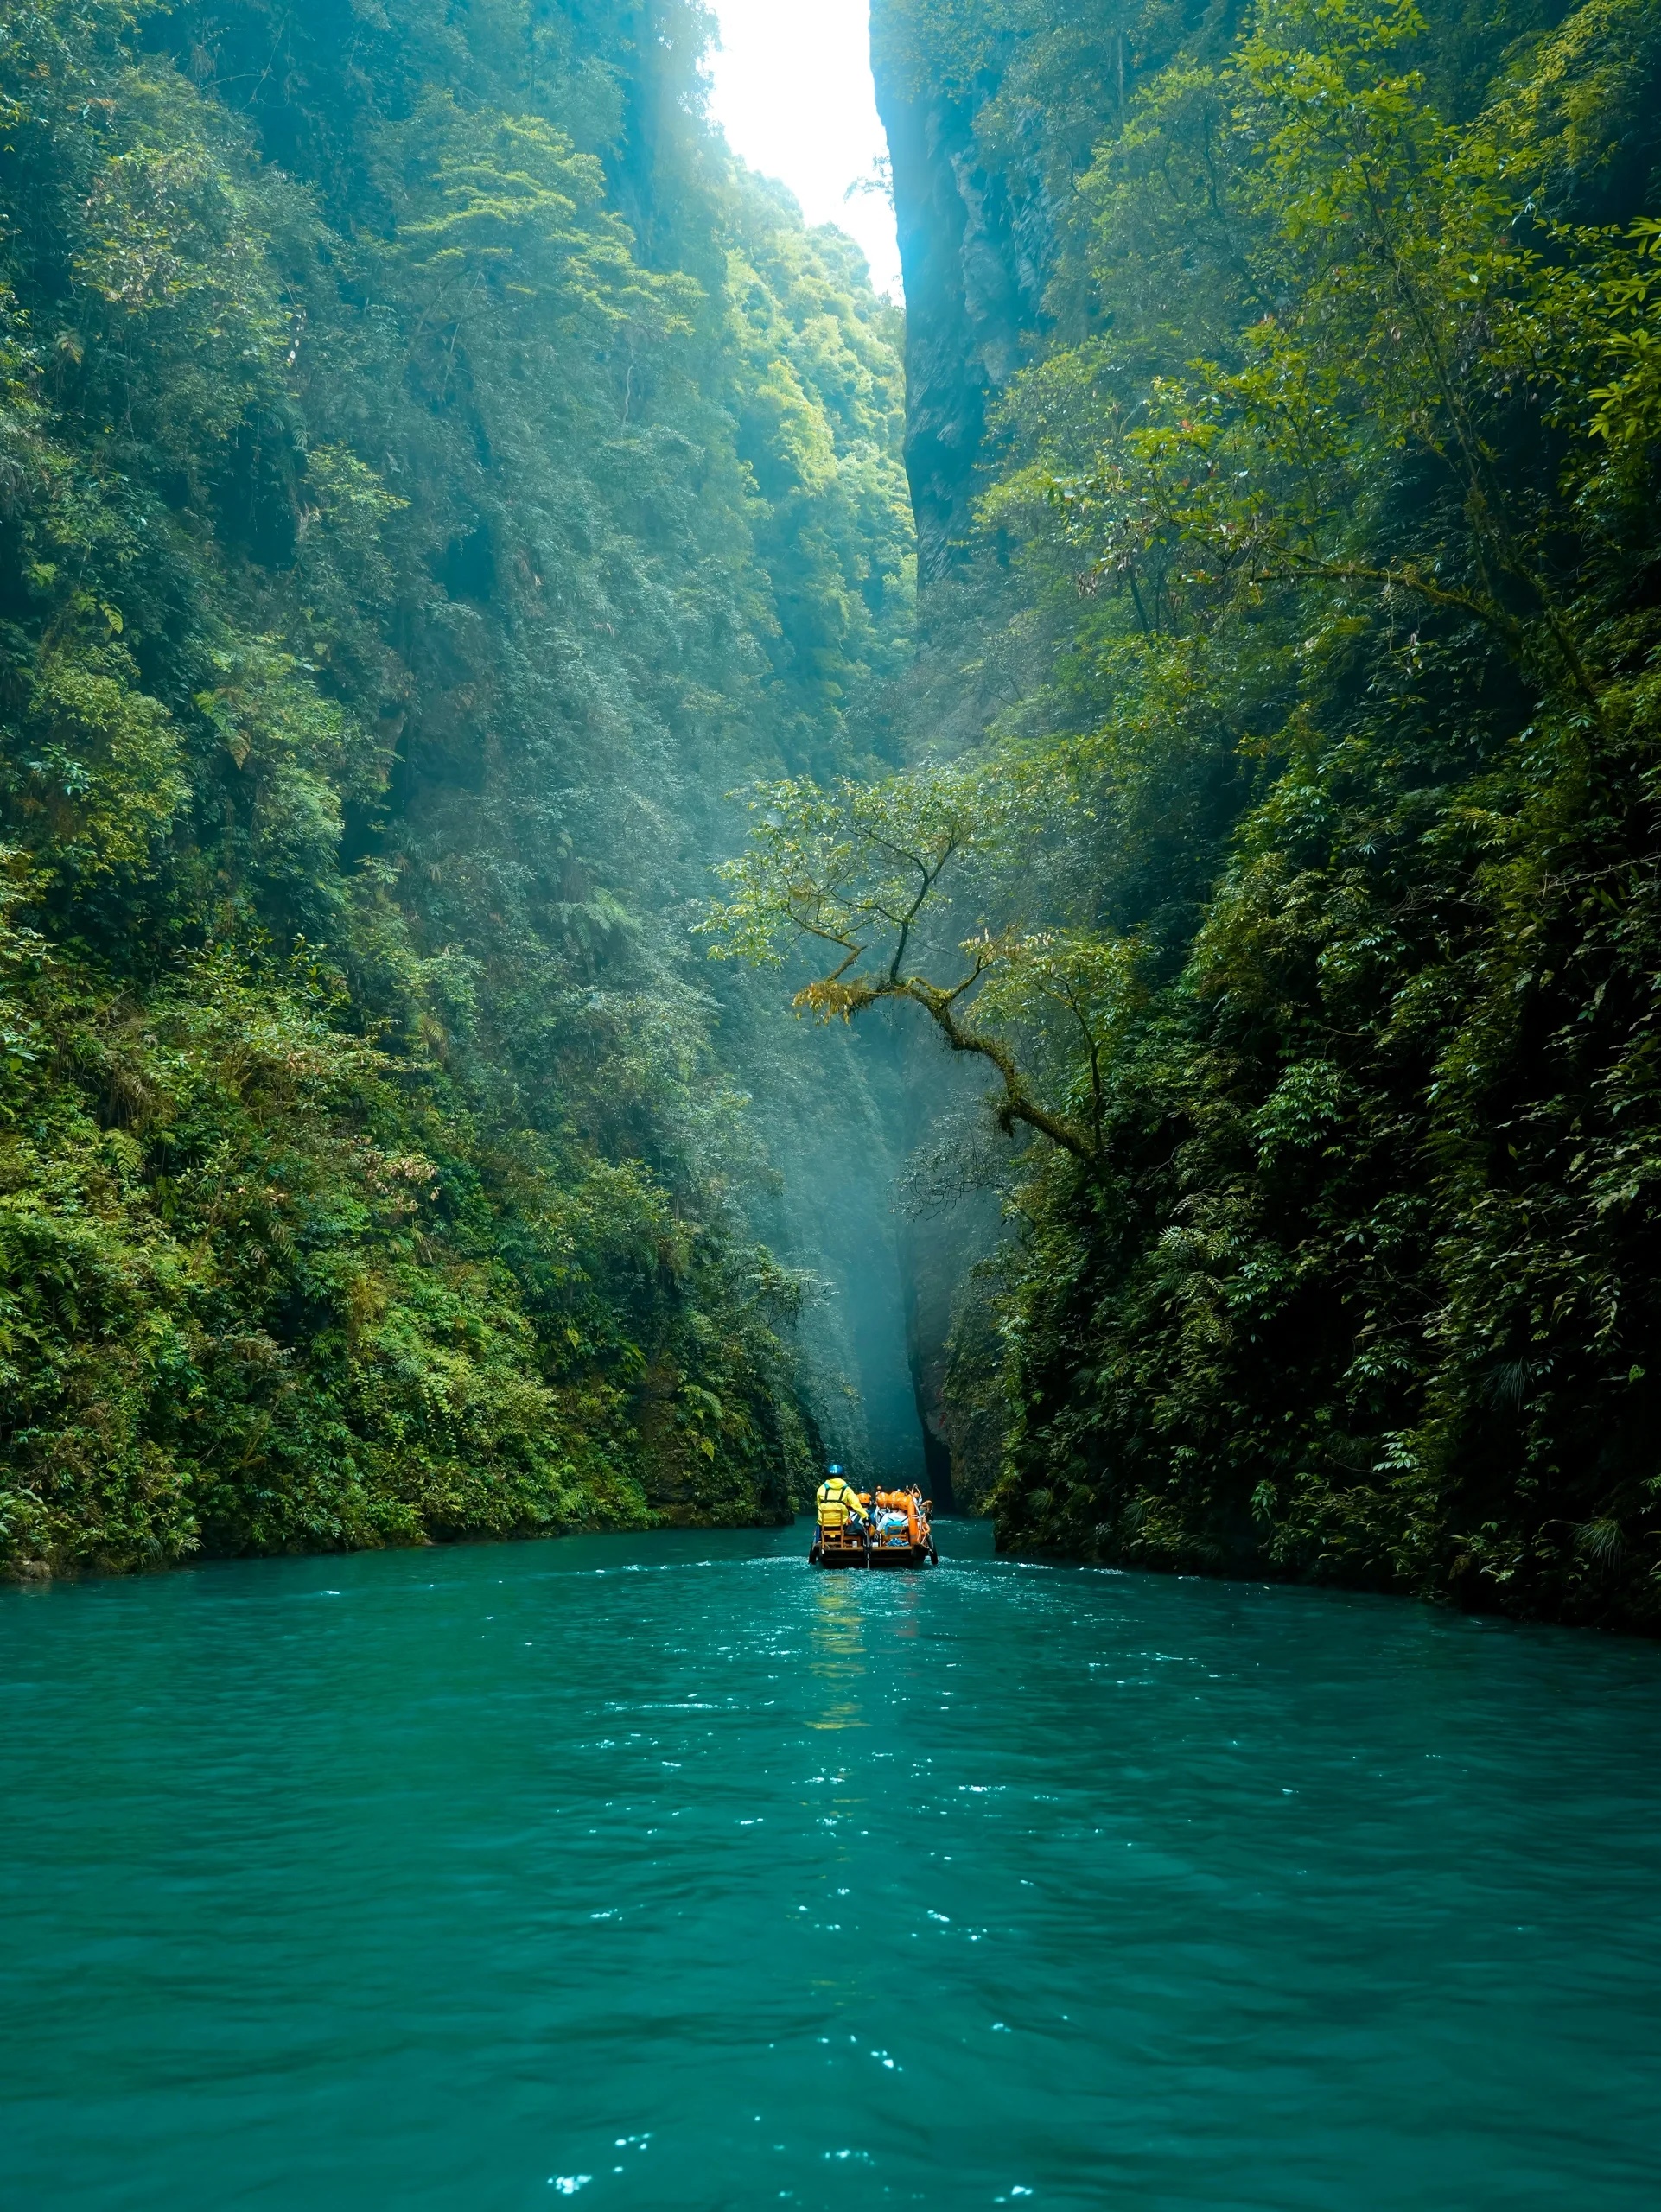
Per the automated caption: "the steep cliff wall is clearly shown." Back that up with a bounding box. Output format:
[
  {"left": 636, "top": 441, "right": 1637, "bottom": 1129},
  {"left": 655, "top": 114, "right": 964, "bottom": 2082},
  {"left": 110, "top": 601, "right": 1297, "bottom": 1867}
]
[
  {"left": 869, "top": 4, "right": 1059, "bottom": 1499},
  {"left": 0, "top": 0, "right": 918, "bottom": 1576},
  {"left": 870, "top": 11, "right": 1049, "bottom": 586}
]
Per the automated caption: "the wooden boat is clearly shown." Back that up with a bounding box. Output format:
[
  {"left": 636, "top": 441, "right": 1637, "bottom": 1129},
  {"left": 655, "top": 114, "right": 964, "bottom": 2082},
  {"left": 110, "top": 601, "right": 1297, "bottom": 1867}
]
[{"left": 811, "top": 1488, "right": 938, "bottom": 1570}]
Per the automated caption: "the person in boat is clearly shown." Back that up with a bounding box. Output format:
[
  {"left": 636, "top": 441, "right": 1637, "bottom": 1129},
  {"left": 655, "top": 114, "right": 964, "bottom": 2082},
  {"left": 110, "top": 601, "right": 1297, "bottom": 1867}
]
[
  {"left": 875, "top": 1495, "right": 928, "bottom": 1548},
  {"left": 875, "top": 1488, "right": 927, "bottom": 1546},
  {"left": 872, "top": 1491, "right": 910, "bottom": 1541},
  {"left": 816, "top": 1466, "right": 869, "bottom": 1537}
]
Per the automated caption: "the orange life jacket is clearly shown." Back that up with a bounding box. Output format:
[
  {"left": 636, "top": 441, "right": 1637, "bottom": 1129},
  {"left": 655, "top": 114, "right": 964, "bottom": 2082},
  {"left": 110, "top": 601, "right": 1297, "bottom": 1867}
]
[{"left": 875, "top": 1488, "right": 926, "bottom": 1543}]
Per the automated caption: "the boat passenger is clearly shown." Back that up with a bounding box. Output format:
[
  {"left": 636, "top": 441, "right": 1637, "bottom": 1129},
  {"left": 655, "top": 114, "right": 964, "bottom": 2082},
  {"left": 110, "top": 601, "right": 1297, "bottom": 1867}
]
[
  {"left": 872, "top": 1491, "right": 910, "bottom": 1537},
  {"left": 873, "top": 1487, "right": 925, "bottom": 1542},
  {"left": 816, "top": 1467, "right": 869, "bottom": 1535}
]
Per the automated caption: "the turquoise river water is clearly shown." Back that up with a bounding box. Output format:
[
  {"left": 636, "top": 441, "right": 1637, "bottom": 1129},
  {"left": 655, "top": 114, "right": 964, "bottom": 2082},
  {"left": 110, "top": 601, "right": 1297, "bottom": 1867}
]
[{"left": 3, "top": 1519, "right": 1660, "bottom": 2209}]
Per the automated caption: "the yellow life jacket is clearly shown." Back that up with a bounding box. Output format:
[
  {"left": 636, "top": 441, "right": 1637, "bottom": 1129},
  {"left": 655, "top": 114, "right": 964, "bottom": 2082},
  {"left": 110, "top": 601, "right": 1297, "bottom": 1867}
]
[{"left": 817, "top": 1476, "right": 862, "bottom": 1529}]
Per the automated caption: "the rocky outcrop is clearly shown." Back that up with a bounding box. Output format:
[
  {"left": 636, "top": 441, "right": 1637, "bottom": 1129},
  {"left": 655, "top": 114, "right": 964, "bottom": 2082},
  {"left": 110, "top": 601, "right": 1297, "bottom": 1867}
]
[
  {"left": 870, "top": 8, "right": 1051, "bottom": 584},
  {"left": 869, "top": 8, "right": 1058, "bottom": 1500}
]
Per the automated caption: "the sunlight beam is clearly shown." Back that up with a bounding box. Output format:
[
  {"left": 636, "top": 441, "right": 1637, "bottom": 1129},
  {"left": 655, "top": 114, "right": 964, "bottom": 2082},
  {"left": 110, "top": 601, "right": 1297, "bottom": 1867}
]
[{"left": 705, "top": 0, "right": 901, "bottom": 299}]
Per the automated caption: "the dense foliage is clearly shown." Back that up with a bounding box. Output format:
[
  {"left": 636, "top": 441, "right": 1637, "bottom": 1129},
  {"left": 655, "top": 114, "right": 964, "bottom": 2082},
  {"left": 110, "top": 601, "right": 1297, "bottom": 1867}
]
[
  {"left": 729, "top": 0, "right": 1661, "bottom": 1627},
  {"left": 14, "top": 0, "right": 1660, "bottom": 1630},
  {"left": 0, "top": 0, "right": 913, "bottom": 1575}
]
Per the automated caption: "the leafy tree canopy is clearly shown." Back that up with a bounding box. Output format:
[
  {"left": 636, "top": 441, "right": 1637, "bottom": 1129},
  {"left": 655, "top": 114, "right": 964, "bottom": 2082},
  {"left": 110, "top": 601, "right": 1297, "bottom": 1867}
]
[
  {"left": 759, "top": 0, "right": 1661, "bottom": 1627},
  {"left": 0, "top": 0, "right": 912, "bottom": 1575}
]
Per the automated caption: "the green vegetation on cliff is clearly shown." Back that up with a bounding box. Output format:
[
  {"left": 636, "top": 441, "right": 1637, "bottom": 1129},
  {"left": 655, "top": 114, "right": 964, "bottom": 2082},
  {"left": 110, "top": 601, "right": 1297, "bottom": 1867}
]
[
  {"left": 13, "top": 0, "right": 1661, "bottom": 1631},
  {"left": 726, "top": 0, "right": 1661, "bottom": 1627},
  {"left": 0, "top": 0, "right": 913, "bottom": 1575}
]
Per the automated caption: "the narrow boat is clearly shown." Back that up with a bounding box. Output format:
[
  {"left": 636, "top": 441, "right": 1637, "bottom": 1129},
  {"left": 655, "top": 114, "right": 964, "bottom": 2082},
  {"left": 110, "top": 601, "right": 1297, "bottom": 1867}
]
[{"left": 811, "top": 1487, "right": 938, "bottom": 1570}]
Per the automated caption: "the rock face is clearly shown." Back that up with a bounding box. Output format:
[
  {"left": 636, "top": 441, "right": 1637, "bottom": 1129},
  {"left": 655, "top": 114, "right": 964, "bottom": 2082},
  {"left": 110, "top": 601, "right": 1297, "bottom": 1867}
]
[
  {"left": 870, "top": 4, "right": 1053, "bottom": 1499},
  {"left": 871, "top": 7, "right": 1049, "bottom": 584}
]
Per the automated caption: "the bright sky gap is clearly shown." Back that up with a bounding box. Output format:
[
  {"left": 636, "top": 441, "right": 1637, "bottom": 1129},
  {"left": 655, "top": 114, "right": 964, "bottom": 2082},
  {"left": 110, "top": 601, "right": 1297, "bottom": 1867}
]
[{"left": 704, "top": 0, "right": 901, "bottom": 299}]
